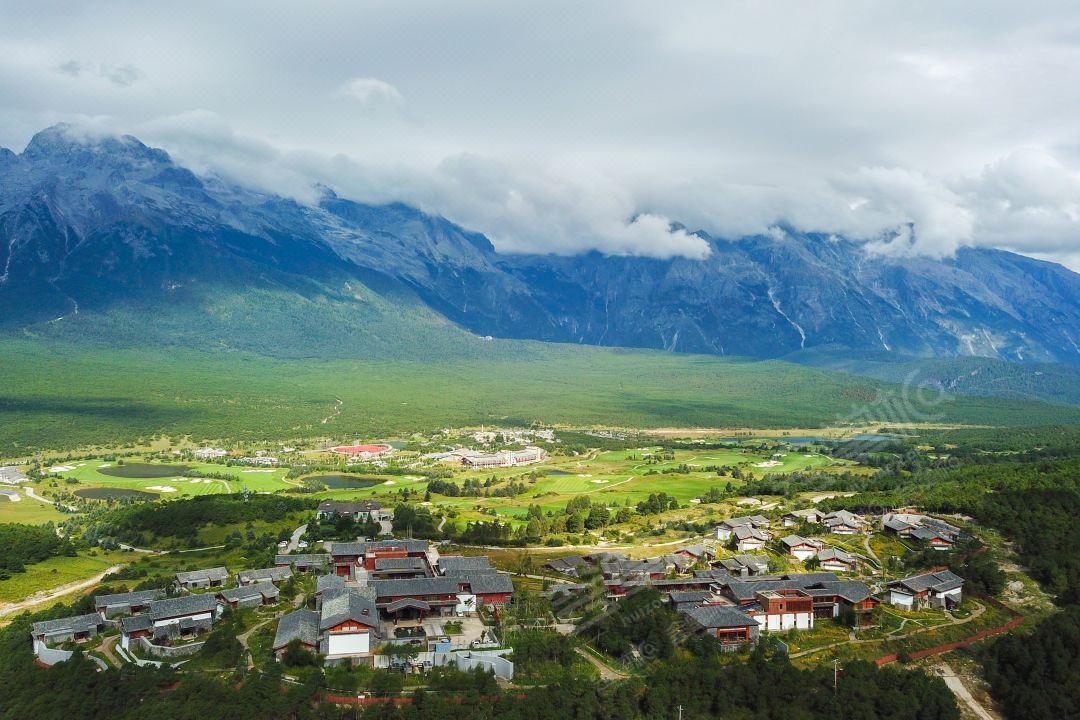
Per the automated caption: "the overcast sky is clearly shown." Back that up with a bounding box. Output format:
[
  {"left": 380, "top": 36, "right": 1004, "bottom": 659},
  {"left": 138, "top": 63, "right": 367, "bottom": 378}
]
[{"left": 2, "top": 2, "right": 1080, "bottom": 269}]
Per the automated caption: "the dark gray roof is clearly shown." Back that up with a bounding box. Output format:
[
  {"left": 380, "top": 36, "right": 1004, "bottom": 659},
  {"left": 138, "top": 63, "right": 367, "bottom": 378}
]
[
  {"left": 817, "top": 548, "right": 855, "bottom": 564},
  {"left": 721, "top": 515, "right": 769, "bottom": 528},
  {"left": 720, "top": 572, "right": 847, "bottom": 602},
  {"left": 316, "top": 574, "right": 347, "bottom": 594},
  {"left": 149, "top": 593, "right": 219, "bottom": 620},
  {"left": 734, "top": 525, "right": 770, "bottom": 541},
  {"left": 461, "top": 573, "right": 514, "bottom": 595},
  {"left": 319, "top": 500, "right": 381, "bottom": 514},
  {"left": 238, "top": 566, "right": 292, "bottom": 584},
  {"left": 331, "top": 539, "right": 427, "bottom": 556},
  {"left": 373, "top": 576, "right": 459, "bottom": 599},
  {"left": 175, "top": 567, "right": 229, "bottom": 583},
  {"left": 669, "top": 590, "right": 712, "bottom": 604},
  {"left": 273, "top": 609, "right": 320, "bottom": 650},
  {"left": 374, "top": 556, "right": 427, "bottom": 571},
  {"left": 386, "top": 598, "right": 431, "bottom": 612},
  {"left": 219, "top": 581, "right": 279, "bottom": 603},
  {"left": 120, "top": 614, "right": 153, "bottom": 634},
  {"left": 681, "top": 604, "right": 756, "bottom": 629},
  {"left": 545, "top": 556, "right": 588, "bottom": 571},
  {"left": 891, "top": 570, "right": 964, "bottom": 594},
  {"left": 94, "top": 589, "right": 164, "bottom": 609},
  {"left": 320, "top": 588, "right": 378, "bottom": 630},
  {"left": 275, "top": 553, "right": 330, "bottom": 567},
  {"left": 31, "top": 613, "right": 102, "bottom": 637},
  {"left": 911, "top": 526, "right": 954, "bottom": 542},
  {"left": 438, "top": 555, "right": 497, "bottom": 575}
]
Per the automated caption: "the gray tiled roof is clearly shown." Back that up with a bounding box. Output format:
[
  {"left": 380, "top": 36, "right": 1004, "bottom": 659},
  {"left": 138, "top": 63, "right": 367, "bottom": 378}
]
[
  {"left": 330, "top": 539, "right": 427, "bottom": 556},
  {"left": 316, "top": 574, "right": 347, "bottom": 594},
  {"left": 149, "top": 593, "right": 219, "bottom": 620},
  {"left": 318, "top": 500, "right": 381, "bottom": 514},
  {"left": 120, "top": 614, "right": 153, "bottom": 634},
  {"left": 438, "top": 556, "right": 497, "bottom": 575},
  {"left": 374, "top": 556, "right": 427, "bottom": 571},
  {"left": 817, "top": 548, "right": 855, "bottom": 564},
  {"left": 721, "top": 515, "right": 769, "bottom": 529},
  {"left": 461, "top": 573, "right": 514, "bottom": 595},
  {"left": 94, "top": 589, "right": 164, "bottom": 609},
  {"left": 237, "top": 566, "right": 293, "bottom": 584},
  {"left": 891, "top": 570, "right": 964, "bottom": 594},
  {"left": 734, "top": 525, "right": 770, "bottom": 541},
  {"left": 275, "top": 553, "right": 331, "bottom": 567},
  {"left": 31, "top": 613, "right": 102, "bottom": 637},
  {"left": 681, "top": 604, "right": 756, "bottom": 629},
  {"left": 373, "top": 576, "right": 459, "bottom": 599},
  {"left": 320, "top": 588, "right": 379, "bottom": 630},
  {"left": 219, "top": 581, "right": 279, "bottom": 603},
  {"left": 273, "top": 608, "right": 320, "bottom": 650},
  {"left": 175, "top": 567, "right": 229, "bottom": 584},
  {"left": 386, "top": 598, "right": 431, "bottom": 612}
]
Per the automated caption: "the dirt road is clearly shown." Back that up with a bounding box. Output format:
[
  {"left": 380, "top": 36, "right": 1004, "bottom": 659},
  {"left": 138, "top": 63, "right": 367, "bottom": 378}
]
[
  {"left": 936, "top": 663, "right": 1000, "bottom": 720},
  {"left": 0, "top": 565, "right": 122, "bottom": 618}
]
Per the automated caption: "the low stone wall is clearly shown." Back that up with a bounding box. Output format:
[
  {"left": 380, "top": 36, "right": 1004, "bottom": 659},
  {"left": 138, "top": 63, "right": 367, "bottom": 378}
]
[{"left": 134, "top": 637, "right": 204, "bottom": 659}]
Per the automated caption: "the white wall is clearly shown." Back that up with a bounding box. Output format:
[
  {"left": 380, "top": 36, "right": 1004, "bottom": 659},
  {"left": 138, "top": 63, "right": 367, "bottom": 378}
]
[
  {"left": 889, "top": 590, "right": 915, "bottom": 608},
  {"left": 455, "top": 593, "right": 477, "bottom": 615},
  {"left": 327, "top": 631, "right": 370, "bottom": 656},
  {"left": 790, "top": 547, "right": 816, "bottom": 561},
  {"left": 762, "top": 612, "right": 813, "bottom": 631},
  {"left": 153, "top": 611, "right": 212, "bottom": 628}
]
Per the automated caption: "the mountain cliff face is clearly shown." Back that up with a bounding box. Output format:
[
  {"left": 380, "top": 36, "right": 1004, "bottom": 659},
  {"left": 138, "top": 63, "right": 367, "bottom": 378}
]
[{"left": 2, "top": 124, "right": 1079, "bottom": 365}]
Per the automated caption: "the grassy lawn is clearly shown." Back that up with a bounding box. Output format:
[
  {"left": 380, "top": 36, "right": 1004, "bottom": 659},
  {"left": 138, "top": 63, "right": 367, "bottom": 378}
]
[
  {"left": 40, "top": 459, "right": 294, "bottom": 499},
  {"left": 2, "top": 335, "right": 1073, "bottom": 457},
  {"left": 0, "top": 493, "right": 71, "bottom": 524},
  {"left": 0, "top": 550, "right": 138, "bottom": 603}
]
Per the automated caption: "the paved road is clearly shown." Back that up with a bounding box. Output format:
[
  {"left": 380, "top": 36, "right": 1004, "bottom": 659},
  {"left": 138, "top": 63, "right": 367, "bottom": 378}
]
[
  {"left": 24, "top": 486, "right": 78, "bottom": 512},
  {"left": 936, "top": 663, "right": 1000, "bottom": 720},
  {"left": 0, "top": 565, "right": 123, "bottom": 618},
  {"left": 285, "top": 524, "right": 308, "bottom": 553}
]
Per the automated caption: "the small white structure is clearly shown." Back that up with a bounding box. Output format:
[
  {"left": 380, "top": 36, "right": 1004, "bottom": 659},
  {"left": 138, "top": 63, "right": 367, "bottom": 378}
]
[
  {"left": 781, "top": 535, "right": 824, "bottom": 561},
  {"left": 0, "top": 466, "right": 30, "bottom": 485},
  {"left": 887, "top": 570, "right": 964, "bottom": 610},
  {"left": 715, "top": 515, "right": 770, "bottom": 542}
]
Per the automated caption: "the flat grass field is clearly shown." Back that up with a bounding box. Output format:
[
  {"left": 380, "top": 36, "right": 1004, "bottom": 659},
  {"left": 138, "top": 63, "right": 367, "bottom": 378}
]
[
  {"left": 0, "top": 551, "right": 137, "bottom": 603},
  {"left": 40, "top": 459, "right": 295, "bottom": 499},
  {"left": 3, "top": 336, "right": 1078, "bottom": 456},
  {"left": 0, "top": 493, "right": 70, "bottom": 524}
]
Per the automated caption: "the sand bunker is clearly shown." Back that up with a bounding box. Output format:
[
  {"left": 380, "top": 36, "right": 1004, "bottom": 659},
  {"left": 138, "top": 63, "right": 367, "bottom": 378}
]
[
  {"left": 382, "top": 480, "right": 396, "bottom": 485},
  {"left": 48, "top": 465, "right": 77, "bottom": 472},
  {"left": 146, "top": 485, "right": 177, "bottom": 493},
  {"left": 589, "top": 479, "right": 609, "bottom": 484},
  {"left": 754, "top": 460, "right": 783, "bottom": 468},
  {"left": 241, "top": 469, "right": 275, "bottom": 473}
]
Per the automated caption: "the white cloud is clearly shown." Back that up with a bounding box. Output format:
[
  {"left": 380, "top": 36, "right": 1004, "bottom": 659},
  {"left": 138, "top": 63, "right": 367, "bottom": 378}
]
[
  {"left": 337, "top": 77, "right": 404, "bottom": 110},
  {"left": 1, "top": 3, "right": 1079, "bottom": 267},
  {"left": 55, "top": 59, "right": 143, "bottom": 86}
]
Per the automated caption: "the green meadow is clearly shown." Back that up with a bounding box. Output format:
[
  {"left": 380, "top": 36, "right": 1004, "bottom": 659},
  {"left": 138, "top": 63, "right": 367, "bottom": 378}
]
[
  {"left": 4, "top": 336, "right": 1080, "bottom": 457},
  {"left": 39, "top": 459, "right": 295, "bottom": 498},
  {"left": 308, "top": 446, "right": 851, "bottom": 529}
]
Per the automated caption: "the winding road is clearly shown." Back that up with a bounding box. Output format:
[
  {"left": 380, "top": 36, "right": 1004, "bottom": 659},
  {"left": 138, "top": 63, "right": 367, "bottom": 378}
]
[{"left": 0, "top": 565, "right": 122, "bottom": 619}]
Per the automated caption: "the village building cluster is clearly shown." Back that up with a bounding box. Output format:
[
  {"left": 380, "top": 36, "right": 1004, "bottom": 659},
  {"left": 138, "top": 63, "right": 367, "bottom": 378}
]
[
  {"left": 32, "top": 539, "right": 515, "bottom": 672},
  {"left": 545, "top": 508, "right": 969, "bottom": 651},
  {"left": 271, "top": 539, "right": 514, "bottom": 667}
]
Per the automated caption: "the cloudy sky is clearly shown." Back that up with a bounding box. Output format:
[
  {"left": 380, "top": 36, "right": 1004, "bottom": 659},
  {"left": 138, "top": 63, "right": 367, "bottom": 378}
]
[{"left": 2, "top": 2, "right": 1080, "bottom": 268}]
